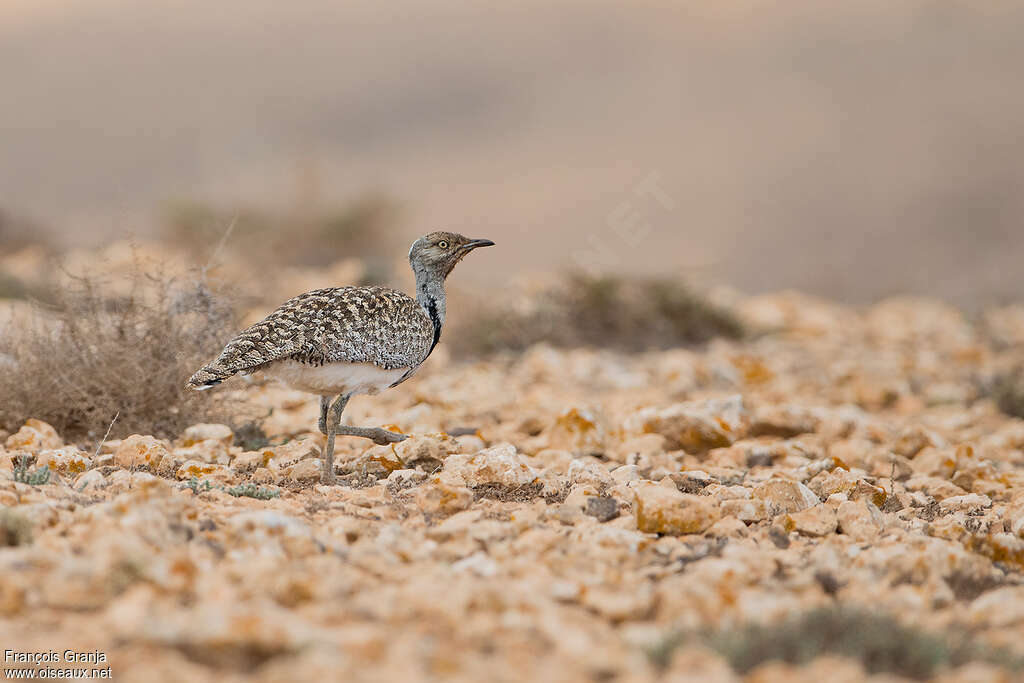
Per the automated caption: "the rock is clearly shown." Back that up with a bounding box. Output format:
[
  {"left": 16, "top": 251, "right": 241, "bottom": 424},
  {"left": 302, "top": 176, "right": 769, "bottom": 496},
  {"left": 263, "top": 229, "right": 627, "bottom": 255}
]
[
  {"left": 968, "top": 587, "right": 1024, "bottom": 627},
  {"left": 670, "top": 470, "right": 712, "bottom": 494},
  {"left": 706, "top": 516, "right": 748, "bottom": 538},
  {"left": 752, "top": 479, "right": 820, "bottom": 514},
  {"left": 252, "top": 467, "right": 278, "bottom": 485},
  {"left": 35, "top": 447, "right": 91, "bottom": 476},
  {"left": 384, "top": 468, "right": 426, "bottom": 494},
  {"left": 267, "top": 438, "right": 321, "bottom": 470},
  {"left": 911, "top": 447, "right": 958, "bottom": 478},
  {"left": 451, "top": 551, "right": 498, "bottom": 577},
  {"left": 155, "top": 452, "right": 189, "bottom": 478},
  {"left": 232, "top": 450, "right": 273, "bottom": 474},
  {"left": 567, "top": 459, "right": 614, "bottom": 489},
  {"left": 172, "top": 442, "right": 230, "bottom": 465},
  {"left": 442, "top": 444, "right": 538, "bottom": 487},
  {"left": 393, "top": 434, "right": 459, "bottom": 471},
  {"left": 939, "top": 493, "right": 992, "bottom": 514},
  {"left": 180, "top": 423, "right": 234, "bottom": 446},
  {"left": 720, "top": 498, "right": 772, "bottom": 523},
  {"left": 114, "top": 435, "right": 170, "bottom": 472},
  {"left": 580, "top": 584, "right": 654, "bottom": 621},
  {"left": 415, "top": 471, "right": 473, "bottom": 516},
  {"left": 748, "top": 404, "right": 820, "bottom": 438},
  {"left": 283, "top": 458, "right": 322, "bottom": 485},
  {"left": 584, "top": 496, "right": 620, "bottom": 523},
  {"left": 545, "top": 407, "right": 608, "bottom": 453},
  {"left": 905, "top": 476, "right": 968, "bottom": 501},
  {"left": 1006, "top": 499, "right": 1024, "bottom": 538},
  {"left": 72, "top": 470, "right": 106, "bottom": 493},
  {"left": 610, "top": 464, "right": 641, "bottom": 484},
  {"left": 633, "top": 481, "right": 720, "bottom": 535},
  {"left": 807, "top": 468, "right": 857, "bottom": 499},
  {"left": 5, "top": 419, "right": 61, "bottom": 453},
  {"left": 836, "top": 500, "right": 885, "bottom": 541},
  {"left": 624, "top": 395, "right": 746, "bottom": 454},
  {"left": 174, "top": 461, "right": 234, "bottom": 484},
  {"left": 785, "top": 504, "right": 838, "bottom": 536}
]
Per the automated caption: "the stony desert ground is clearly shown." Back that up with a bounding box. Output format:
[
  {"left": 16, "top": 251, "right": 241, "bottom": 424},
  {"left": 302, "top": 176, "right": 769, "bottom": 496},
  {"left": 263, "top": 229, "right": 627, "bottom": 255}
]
[{"left": 4, "top": 286, "right": 1024, "bottom": 681}]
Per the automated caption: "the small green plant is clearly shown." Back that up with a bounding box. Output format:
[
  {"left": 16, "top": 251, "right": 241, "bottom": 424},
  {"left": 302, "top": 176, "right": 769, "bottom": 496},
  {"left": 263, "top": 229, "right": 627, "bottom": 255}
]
[
  {"left": 226, "top": 483, "right": 280, "bottom": 500},
  {"left": 184, "top": 477, "right": 280, "bottom": 500},
  {"left": 13, "top": 458, "right": 51, "bottom": 486},
  {"left": 185, "top": 477, "right": 215, "bottom": 494}
]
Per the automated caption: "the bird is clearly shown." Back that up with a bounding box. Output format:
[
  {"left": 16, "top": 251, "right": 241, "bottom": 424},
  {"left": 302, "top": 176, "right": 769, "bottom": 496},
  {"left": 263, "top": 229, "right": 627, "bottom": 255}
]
[{"left": 186, "top": 231, "right": 495, "bottom": 484}]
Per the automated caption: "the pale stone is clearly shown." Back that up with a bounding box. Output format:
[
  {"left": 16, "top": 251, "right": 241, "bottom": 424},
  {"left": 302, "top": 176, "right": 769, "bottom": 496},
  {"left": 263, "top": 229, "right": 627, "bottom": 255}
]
[
  {"left": 415, "top": 471, "right": 473, "bottom": 516},
  {"left": 567, "top": 459, "right": 614, "bottom": 489},
  {"left": 180, "top": 423, "right": 234, "bottom": 446},
  {"left": 939, "top": 493, "right": 992, "bottom": 514},
  {"left": 232, "top": 450, "right": 273, "bottom": 474},
  {"left": 624, "top": 395, "right": 746, "bottom": 454},
  {"left": 785, "top": 504, "right": 838, "bottom": 536},
  {"left": 35, "top": 447, "right": 91, "bottom": 476},
  {"left": 442, "top": 444, "right": 538, "bottom": 487},
  {"left": 633, "top": 481, "right": 720, "bottom": 535},
  {"left": 545, "top": 407, "right": 608, "bottom": 453},
  {"left": 284, "top": 458, "right": 322, "bottom": 485},
  {"left": 5, "top": 419, "right": 61, "bottom": 453},
  {"left": 752, "top": 478, "right": 820, "bottom": 514},
  {"left": 720, "top": 498, "right": 772, "bottom": 523},
  {"left": 706, "top": 516, "right": 748, "bottom": 538},
  {"left": 836, "top": 500, "right": 885, "bottom": 541},
  {"left": 610, "top": 464, "right": 641, "bottom": 484},
  {"left": 174, "top": 460, "right": 234, "bottom": 483},
  {"left": 114, "top": 435, "right": 169, "bottom": 472},
  {"left": 72, "top": 470, "right": 106, "bottom": 493}
]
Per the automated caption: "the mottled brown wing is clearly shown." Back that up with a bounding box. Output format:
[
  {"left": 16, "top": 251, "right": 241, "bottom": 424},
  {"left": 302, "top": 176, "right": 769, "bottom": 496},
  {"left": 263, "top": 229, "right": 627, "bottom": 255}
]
[{"left": 186, "top": 287, "right": 433, "bottom": 389}]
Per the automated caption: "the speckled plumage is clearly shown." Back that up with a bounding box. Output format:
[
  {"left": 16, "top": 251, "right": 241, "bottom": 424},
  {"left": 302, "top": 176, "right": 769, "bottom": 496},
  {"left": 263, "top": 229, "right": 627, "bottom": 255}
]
[
  {"left": 186, "top": 286, "right": 434, "bottom": 389},
  {"left": 186, "top": 231, "right": 494, "bottom": 486}
]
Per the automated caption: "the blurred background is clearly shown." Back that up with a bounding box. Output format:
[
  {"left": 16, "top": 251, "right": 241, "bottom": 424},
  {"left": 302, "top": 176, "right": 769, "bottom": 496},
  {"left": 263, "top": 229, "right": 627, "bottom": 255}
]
[{"left": 2, "top": 0, "right": 1024, "bottom": 306}]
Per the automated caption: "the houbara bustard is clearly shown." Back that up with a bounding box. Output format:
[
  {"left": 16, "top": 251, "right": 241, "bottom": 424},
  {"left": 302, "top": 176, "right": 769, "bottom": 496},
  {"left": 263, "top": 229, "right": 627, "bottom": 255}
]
[{"left": 187, "top": 232, "right": 494, "bottom": 484}]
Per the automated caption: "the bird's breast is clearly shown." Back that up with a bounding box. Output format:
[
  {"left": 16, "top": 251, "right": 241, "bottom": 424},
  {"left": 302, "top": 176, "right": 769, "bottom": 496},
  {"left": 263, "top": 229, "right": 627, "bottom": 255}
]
[{"left": 261, "top": 359, "right": 411, "bottom": 396}]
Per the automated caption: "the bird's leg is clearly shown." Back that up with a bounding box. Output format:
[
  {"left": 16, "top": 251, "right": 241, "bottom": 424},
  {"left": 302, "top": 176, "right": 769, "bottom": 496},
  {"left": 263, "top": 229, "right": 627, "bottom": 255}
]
[
  {"left": 321, "top": 394, "right": 350, "bottom": 485},
  {"left": 318, "top": 395, "right": 331, "bottom": 435},
  {"left": 321, "top": 395, "right": 408, "bottom": 484}
]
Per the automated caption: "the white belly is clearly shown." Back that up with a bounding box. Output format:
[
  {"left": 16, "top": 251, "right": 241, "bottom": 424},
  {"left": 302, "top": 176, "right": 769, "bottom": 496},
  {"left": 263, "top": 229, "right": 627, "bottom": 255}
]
[{"left": 261, "top": 360, "right": 411, "bottom": 396}]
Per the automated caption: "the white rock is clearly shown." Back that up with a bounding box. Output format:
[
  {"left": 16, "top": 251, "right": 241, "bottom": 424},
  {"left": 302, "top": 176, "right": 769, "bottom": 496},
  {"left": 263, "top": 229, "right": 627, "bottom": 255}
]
[
  {"left": 752, "top": 479, "right": 820, "bottom": 514},
  {"left": 442, "top": 444, "right": 538, "bottom": 487}
]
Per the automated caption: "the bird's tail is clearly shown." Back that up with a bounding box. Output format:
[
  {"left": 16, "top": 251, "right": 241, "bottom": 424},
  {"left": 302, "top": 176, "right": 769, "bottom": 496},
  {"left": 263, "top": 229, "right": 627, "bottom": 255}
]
[{"left": 185, "top": 365, "right": 231, "bottom": 391}]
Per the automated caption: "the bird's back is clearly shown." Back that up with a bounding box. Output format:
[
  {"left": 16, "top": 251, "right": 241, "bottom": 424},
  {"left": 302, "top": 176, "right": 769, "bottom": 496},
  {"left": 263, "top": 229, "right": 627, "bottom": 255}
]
[{"left": 187, "top": 286, "right": 434, "bottom": 389}]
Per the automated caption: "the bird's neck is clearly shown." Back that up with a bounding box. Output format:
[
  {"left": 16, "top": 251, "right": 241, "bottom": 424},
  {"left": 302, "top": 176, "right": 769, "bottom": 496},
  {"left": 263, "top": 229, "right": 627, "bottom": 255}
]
[{"left": 414, "top": 271, "right": 446, "bottom": 352}]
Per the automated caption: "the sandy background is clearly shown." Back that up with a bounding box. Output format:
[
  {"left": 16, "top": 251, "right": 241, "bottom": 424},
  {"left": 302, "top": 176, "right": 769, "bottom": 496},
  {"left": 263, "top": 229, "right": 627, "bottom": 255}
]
[{"left": 2, "top": 0, "right": 1024, "bottom": 305}]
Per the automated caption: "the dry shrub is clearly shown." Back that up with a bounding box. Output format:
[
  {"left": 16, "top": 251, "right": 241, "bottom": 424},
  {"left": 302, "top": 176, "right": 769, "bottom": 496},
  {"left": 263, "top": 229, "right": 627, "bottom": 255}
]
[
  {"left": 992, "top": 365, "right": 1024, "bottom": 420},
  {"left": 451, "top": 272, "right": 744, "bottom": 356},
  {"left": 161, "top": 194, "right": 399, "bottom": 271},
  {"left": 0, "top": 269, "right": 240, "bottom": 441},
  {"left": 651, "top": 608, "right": 1023, "bottom": 679}
]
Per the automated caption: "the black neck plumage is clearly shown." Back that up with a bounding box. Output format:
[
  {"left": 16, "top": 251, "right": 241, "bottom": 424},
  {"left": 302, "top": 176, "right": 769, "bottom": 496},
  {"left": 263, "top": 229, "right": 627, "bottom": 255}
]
[{"left": 425, "top": 296, "right": 443, "bottom": 357}]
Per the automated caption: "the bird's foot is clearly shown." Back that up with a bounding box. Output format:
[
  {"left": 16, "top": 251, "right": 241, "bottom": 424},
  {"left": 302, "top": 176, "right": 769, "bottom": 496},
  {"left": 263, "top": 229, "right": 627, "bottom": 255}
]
[
  {"left": 318, "top": 415, "right": 329, "bottom": 436},
  {"left": 368, "top": 428, "right": 408, "bottom": 446}
]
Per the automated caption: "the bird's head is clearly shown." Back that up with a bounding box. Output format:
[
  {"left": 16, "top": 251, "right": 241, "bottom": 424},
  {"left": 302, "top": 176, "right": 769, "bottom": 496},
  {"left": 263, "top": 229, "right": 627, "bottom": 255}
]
[{"left": 408, "top": 231, "right": 495, "bottom": 279}]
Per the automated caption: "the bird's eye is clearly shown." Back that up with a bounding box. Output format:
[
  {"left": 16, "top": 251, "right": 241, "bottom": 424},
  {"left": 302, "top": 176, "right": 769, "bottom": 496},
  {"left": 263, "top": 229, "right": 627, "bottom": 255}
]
[{"left": 438, "top": 240, "right": 449, "bottom": 249}]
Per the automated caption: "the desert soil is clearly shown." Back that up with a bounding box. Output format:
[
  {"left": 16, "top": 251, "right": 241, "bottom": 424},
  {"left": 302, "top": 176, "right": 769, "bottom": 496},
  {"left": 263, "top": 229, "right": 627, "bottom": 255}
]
[{"left": 4, "top": 293, "right": 1024, "bottom": 682}]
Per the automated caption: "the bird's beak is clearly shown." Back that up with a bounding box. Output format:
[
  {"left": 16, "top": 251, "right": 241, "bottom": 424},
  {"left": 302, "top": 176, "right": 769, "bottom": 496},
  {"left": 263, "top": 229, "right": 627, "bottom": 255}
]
[{"left": 460, "top": 238, "right": 496, "bottom": 252}]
